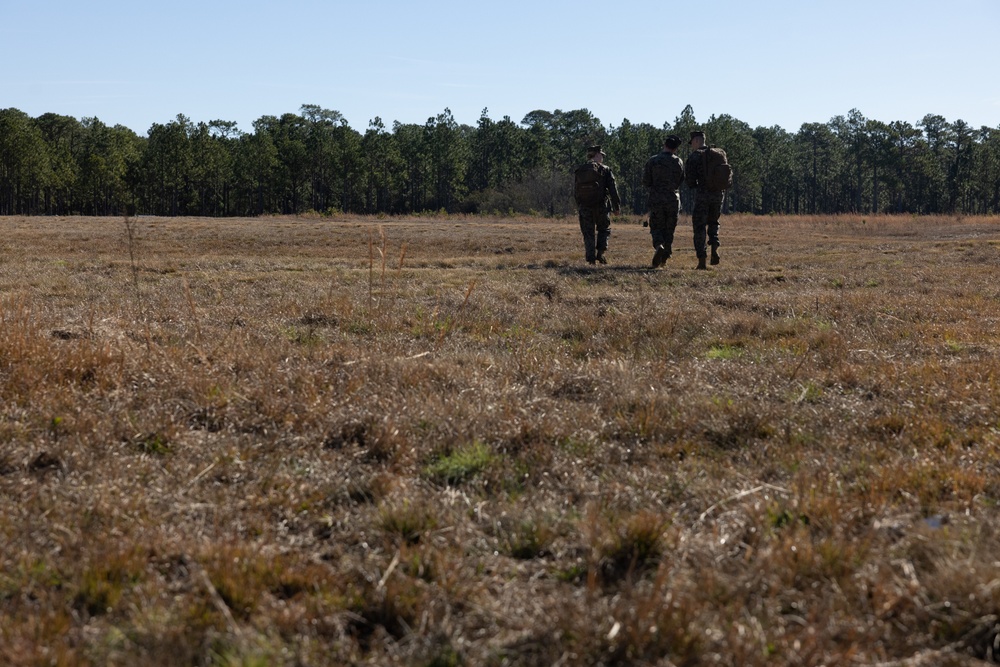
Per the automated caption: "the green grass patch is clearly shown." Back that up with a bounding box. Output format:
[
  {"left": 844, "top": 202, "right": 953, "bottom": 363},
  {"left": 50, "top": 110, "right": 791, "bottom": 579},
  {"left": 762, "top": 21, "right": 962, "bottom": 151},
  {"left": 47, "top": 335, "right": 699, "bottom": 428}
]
[{"left": 424, "top": 441, "right": 495, "bottom": 485}]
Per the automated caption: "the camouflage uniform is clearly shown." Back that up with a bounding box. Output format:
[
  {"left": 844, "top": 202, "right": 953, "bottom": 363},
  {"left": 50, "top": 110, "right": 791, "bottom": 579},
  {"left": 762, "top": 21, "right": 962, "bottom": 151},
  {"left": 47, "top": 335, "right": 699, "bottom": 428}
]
[
  {"left": 576, "top": 160, "right": 621, "bottom": 264},
  {"left": 684, "top": 148, "right": 725, "bottom": 260},
  {"left": 642, "top": 149, "right": 685, "bottom": 261}
]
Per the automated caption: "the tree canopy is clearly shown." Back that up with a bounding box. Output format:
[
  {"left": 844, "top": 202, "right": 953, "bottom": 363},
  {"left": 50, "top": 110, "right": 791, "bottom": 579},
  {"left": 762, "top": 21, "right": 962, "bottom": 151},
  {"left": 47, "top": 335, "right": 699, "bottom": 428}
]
[{"left": 2, "top": 105, "right": 998, "bottom": 216}]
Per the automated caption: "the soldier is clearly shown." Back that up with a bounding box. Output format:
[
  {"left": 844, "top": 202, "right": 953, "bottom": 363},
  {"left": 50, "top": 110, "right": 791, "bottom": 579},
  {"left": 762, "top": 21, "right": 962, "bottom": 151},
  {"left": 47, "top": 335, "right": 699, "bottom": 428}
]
[
  {"left": 684, "top": 130, "right": 727, "bottom": 270},
  {"left": 642, "top": 134, "right": 685, "bottom": 268},
  {"left": 573, "top": 145, "right": 621, "bottom": 265}
]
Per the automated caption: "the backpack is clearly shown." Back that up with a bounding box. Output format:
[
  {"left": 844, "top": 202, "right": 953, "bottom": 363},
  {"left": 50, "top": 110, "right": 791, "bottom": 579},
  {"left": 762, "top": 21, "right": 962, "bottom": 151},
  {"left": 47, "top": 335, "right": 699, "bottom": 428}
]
[
  {"left": 574, "top": 161, "right": 605, "bottom": 206},
  {"left": 702, "top": 146, "right": 733, "bottom": 192}
]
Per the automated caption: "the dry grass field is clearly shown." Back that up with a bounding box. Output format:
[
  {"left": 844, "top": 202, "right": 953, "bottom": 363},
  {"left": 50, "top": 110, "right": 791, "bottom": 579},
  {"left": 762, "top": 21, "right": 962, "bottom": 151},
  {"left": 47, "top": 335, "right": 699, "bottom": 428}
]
[{"left": 2, "top": 212, "right": 1000, "bottom": 666}]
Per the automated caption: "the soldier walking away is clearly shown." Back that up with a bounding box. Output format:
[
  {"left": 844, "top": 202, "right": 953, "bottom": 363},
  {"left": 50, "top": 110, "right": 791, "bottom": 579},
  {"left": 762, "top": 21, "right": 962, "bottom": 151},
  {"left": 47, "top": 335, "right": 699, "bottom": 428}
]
[
  {"left": 684, "top": 131, "right": 732, "bottom": 270},
  {"left": 642, "top": 134, "right": 685, "bottom": 268},
  {"left": 573, "top": 145, "right": 621, "bottom": 265}
]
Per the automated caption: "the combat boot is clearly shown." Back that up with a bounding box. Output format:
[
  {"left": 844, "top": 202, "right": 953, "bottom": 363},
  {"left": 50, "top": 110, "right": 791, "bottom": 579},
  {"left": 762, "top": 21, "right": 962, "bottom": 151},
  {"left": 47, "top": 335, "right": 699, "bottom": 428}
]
[
  {"left": 696, "top": 256, "right": 707, "bottom": 270},
  {"left": 596, "top": 250, "right": 608, "bottom": 265},
  {"left": 651, "top": 246, "right": 669, "bottom": 268},
  {"left": 710, "top": 244, "right": 720, "bottom": 265}
]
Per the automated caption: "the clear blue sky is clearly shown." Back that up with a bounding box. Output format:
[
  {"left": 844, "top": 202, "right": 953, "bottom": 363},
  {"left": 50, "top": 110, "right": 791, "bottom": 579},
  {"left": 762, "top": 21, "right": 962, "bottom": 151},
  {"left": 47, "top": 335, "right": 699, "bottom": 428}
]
[{"left": 4, "top": 0, "right": 998, "bottom": 136}]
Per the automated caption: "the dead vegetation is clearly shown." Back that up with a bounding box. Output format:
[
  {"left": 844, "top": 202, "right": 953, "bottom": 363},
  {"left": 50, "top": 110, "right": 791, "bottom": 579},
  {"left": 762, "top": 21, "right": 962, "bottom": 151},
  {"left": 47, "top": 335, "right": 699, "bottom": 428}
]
[{"left": 2, "top": 212, "right": 1000, "bottom": 666}]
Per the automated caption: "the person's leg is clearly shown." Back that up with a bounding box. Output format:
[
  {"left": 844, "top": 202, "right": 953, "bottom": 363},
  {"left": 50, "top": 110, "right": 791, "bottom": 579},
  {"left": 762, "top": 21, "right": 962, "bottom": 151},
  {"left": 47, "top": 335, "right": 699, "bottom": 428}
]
[
  {"left": 649, "top": 205, "right": 667, "bottom": 249},
  {"left": 708, "top": 192, "right": 724, "bottom": 265},
  {"left": 649, "top": 205, "right": 669, "bottom": 267},
  {"left": 691, "top": 192, "right": 709, "bottom": 270},
  {"left": 662, "top": 196, "right": 679, "bottom": 256},
  {"left": 595, "top": 208, "right": 611, "bottom": 264},
  {"left": 579, "top": 208, "right": 596, "bottom": 263},
  {"left": 692, "top": 195, "right": 709, "bottom": 260}
]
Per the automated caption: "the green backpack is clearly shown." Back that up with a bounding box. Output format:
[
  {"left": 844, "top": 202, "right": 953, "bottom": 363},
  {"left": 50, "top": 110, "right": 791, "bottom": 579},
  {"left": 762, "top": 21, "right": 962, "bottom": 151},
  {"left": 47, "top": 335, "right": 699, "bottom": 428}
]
[
  {"left": 574, "top": 162, "right": 605, "bottom": 206},
  {"left": 702, "top": 147, "right": 733, "bottom": 192}
]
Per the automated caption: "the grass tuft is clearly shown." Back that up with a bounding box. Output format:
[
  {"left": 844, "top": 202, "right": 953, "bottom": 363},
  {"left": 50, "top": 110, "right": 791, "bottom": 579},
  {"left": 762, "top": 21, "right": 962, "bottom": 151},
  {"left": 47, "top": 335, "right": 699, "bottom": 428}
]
[{"left": 424, "top": 441, "right": 495, "bottom": 486}]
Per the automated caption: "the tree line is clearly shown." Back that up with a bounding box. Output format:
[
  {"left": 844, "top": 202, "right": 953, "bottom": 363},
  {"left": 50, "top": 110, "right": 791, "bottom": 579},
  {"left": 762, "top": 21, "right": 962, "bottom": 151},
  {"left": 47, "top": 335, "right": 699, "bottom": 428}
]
[{"left": 2, "top": 104, "right": 998, "bottom": 217}]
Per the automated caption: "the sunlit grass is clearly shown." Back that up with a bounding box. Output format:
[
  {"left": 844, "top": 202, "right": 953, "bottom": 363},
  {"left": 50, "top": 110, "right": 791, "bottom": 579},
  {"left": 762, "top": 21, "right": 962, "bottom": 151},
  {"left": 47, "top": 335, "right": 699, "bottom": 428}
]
[{"left": 1, "top": 212, "right": 1000, "bottom": 665}]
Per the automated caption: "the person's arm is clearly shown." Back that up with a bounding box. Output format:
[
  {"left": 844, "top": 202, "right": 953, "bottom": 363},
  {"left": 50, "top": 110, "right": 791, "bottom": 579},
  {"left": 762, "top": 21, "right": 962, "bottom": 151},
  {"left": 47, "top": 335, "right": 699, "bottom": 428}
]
[
  {"left": 606, "top": 169, "right": 621, "bottom": 212},
  {"left": 684, "top": 152, "right": 701, "bottom": 189}
]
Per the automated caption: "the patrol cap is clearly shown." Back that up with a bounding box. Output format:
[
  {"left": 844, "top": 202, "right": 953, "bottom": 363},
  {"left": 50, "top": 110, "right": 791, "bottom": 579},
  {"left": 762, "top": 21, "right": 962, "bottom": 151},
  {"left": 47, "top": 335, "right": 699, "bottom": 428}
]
[
  {"left": 664, "top": 134, "right": 682, "bottom": 149},
  {"left": 689, "top": 131, "right": 706, "bottom": 143},
  {"left": 587, "top": 145, "right": 606, "bottom": 157}
]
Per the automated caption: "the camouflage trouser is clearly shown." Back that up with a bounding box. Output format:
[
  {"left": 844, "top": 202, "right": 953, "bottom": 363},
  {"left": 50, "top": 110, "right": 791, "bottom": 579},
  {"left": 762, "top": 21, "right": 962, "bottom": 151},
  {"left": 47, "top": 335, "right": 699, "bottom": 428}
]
[
  {"left": 692, "top": 190, "right": 725, "bottom": 258},
  {"left": 578, "top": 205, "right": 611, "bottom": 261},
  {"left": 648, "top": 195, "right": 680, "bottom": 253}
]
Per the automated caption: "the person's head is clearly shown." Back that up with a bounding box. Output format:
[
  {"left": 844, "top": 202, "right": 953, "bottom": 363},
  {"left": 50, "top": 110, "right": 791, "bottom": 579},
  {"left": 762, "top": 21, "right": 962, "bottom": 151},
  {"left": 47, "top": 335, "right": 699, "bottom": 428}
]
[
  {"left": 689, "top": 131, "right": 706, "bottom": 149},
  {"left": 587, "top": 145, "right": 606, "bottom": 163},
  {"left": 664, "top": 134, "right": 682, "bottom": 153}
]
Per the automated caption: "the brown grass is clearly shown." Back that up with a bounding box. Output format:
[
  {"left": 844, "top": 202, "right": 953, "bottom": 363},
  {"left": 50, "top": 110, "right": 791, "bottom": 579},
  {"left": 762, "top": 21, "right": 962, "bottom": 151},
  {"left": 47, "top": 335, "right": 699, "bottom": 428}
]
[{"left": 2, "top": 211, "right": 1000, "bottom": 666}]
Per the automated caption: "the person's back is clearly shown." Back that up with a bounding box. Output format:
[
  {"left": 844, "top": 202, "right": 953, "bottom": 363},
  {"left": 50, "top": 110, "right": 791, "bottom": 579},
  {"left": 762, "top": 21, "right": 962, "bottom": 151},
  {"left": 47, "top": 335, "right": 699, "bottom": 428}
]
[
  {"left": 644, "top": 151, "right": 685, "bottom": 206},
  {"left": 574, "top": 159, "right": 606, "bottom": 208}
]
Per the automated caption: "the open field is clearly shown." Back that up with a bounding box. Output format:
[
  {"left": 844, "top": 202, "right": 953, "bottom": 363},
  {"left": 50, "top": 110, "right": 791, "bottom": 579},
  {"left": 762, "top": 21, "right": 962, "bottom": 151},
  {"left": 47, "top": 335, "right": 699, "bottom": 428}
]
[{"left": 2, "top": 212, "right": 1000, "bottom": 666}]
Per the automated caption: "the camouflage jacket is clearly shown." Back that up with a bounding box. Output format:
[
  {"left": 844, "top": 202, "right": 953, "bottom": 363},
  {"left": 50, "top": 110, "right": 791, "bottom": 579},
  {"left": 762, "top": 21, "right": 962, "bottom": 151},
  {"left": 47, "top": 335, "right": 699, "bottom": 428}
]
[
  {"left": 642, "top": 151, "right": 685, "bottom": 205},
  {"left": 577, "top": 161, "right": 621, "bottom": 211}
]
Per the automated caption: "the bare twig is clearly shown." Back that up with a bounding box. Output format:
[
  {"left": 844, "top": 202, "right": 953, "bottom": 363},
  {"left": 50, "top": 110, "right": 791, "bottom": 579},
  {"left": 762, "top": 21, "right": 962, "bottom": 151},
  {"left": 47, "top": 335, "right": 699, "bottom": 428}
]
[
  {"left": 190, "top": 557, "right": 244, "bottom": 641},
  {"left": 377, "top": 550, "right": 400, "bottom": 591},
  {"left": 698, "top": 484, "right": 791, "bottom": 523}
]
